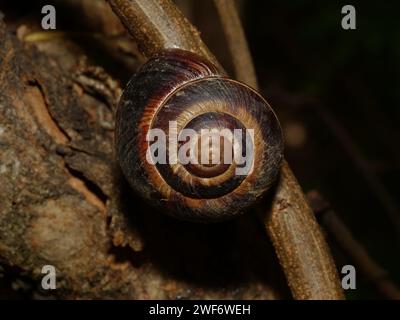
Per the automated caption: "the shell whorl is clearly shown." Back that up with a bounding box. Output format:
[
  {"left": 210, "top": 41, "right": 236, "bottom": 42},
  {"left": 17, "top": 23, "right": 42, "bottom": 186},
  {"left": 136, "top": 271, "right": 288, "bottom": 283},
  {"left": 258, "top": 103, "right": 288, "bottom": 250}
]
[{"left": 115, "top": 49, "right": 283, "bottom": 222}]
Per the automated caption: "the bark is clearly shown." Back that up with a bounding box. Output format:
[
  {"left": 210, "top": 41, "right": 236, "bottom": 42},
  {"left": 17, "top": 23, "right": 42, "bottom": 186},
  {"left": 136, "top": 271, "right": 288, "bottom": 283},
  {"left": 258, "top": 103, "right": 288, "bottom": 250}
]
[
  {"left": 0, "top": 7, "right": 288, "bottom": 299},
  {"left": 107, "top": 0, "right": 344, "bottom": 300}
]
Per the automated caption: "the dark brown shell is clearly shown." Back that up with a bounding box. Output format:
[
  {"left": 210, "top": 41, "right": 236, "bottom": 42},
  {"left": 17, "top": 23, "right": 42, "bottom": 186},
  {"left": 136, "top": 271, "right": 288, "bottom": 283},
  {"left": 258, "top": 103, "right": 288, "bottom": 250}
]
[{"left": 115, "top": 49, "right": 283, "bottom": 222}]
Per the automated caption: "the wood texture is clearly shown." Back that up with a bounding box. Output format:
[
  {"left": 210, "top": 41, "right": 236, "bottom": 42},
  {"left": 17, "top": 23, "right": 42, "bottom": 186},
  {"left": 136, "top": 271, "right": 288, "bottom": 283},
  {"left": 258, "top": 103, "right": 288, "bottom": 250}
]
[
  {"left": 106, "top": 0, "right": 344, "bottom": 299},
  {"left": 213, "top": 0, "right": 258, "bottom": 88},
  {"left": 0, "top": 4, "right": 288, "bottom": 299}
]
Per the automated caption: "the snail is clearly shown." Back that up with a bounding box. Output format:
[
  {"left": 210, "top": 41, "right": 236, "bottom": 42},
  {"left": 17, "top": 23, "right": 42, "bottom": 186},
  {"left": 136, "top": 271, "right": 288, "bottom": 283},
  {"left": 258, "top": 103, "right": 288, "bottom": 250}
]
[{"left": 115, "top": 49, "right": 283, "bottom": 222}]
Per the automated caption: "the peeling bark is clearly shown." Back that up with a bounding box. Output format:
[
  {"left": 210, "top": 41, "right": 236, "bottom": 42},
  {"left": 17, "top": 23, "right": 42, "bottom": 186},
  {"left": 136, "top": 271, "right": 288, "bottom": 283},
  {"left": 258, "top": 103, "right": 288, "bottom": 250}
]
[{"left": 0, "top": 14, "right": 288, "bottom": 299}]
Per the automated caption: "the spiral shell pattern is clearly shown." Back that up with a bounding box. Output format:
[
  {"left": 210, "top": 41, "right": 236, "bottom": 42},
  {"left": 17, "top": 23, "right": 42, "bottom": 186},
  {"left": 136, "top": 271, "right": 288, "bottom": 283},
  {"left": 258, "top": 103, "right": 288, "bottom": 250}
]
[{"left": 115, "top": 49, "right": 283, "bottom": 221}]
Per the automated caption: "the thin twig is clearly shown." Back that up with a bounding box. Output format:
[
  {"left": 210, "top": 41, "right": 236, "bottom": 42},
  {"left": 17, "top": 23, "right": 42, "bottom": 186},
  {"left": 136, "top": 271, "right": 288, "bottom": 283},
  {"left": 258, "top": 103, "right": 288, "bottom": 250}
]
[
  {"left": 211, "top": 0, "right": 343, "bottom": 299},
  {"left": 259, "top": 163, "right": 344, "bottom": 299},
  {"left": 213, "top": 0, "right": 257, "bottom": 88},
  {"left": 308, "top": 191, "right": 400, "bottom": 300},
  {"left": 106, "top": 0, "right": 344, "bottom": 300}
]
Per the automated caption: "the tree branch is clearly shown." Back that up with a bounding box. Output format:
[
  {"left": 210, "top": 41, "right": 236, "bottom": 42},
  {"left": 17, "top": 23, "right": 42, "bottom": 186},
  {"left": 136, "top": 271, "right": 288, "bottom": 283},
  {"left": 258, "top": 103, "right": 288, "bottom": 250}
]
[
  {"left": 106, "top": 0, "right": 344, "bottom": 299},
  {"left": 0, "top": 8, "right": 282, "bottom": 299},
  {"left": 106, "top": 0, "right": 222, "bottom": 70},
  {"left": 213, "top": 0, "right": 257, "bottom": 88}
]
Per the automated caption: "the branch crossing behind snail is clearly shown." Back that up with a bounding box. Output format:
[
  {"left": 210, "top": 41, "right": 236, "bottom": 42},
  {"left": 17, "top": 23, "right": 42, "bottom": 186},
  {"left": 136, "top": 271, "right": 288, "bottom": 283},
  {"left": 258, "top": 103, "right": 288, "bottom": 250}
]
[{"left": 115, "top": 49, "right": 283, "bottom": 222}]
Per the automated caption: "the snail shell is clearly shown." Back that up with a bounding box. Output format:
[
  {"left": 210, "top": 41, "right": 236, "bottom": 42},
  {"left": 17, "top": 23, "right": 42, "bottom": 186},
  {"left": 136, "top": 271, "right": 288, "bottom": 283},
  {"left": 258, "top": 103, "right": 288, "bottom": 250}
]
[{"left": 115, "top": 49, "right": 283, "bottom": 222}]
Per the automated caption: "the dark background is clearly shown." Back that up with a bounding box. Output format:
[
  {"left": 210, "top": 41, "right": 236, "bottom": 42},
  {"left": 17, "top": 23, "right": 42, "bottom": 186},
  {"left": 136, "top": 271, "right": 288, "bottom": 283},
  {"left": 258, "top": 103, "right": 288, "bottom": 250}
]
[
  {"left": 245, "top": 1, "right": 400, "bottom": 299},
  {"left": 191, "top": 0, "right": 400, "bottom": 299}
]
